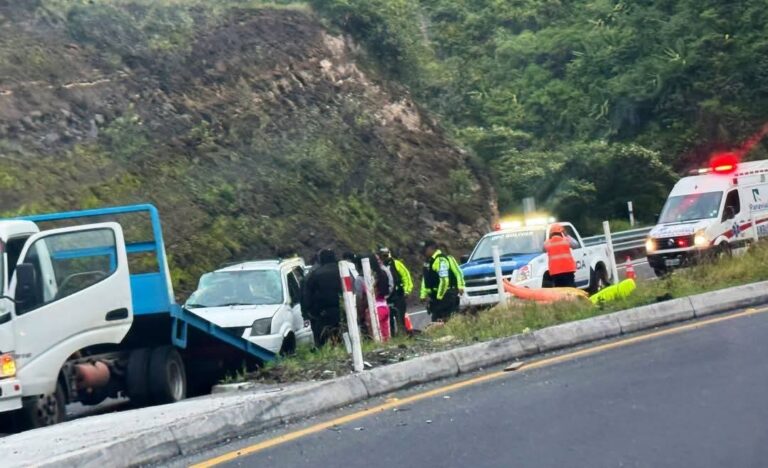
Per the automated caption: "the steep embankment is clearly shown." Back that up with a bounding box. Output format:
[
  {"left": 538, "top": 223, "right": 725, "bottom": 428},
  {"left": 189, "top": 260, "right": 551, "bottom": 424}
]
[{"left": 0, "top": 2, "right": 493, "bottom": 292}]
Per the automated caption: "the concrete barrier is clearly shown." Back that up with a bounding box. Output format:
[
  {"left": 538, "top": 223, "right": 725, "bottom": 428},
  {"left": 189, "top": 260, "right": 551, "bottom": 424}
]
[
  {"left": 450, "top": 334, "right": 539, "bottom": 373},
  {"left": 690, "top": 281, "right": 768, "bottom": 317},
  {"left": 610, "top": 297, "right": 695, "bottom": 334},
  {"left": 357, "top": 350, "right": 459, "bottom": 397},
  {"left": 534, "top": 315, "right": 622, "bottom": 352}
]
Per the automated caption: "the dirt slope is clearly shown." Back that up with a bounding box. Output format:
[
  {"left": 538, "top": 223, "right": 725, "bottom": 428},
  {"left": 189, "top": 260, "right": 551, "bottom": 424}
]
[{"left": 0, "top": 2, "right": 492, "bottom": 293}]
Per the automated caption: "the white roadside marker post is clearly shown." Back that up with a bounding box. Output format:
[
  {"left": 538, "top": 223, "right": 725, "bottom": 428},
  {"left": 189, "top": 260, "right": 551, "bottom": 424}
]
[
  {"left": 603, "top": 220, "right": 620, "bottom": 283},
  {"left": 492, "top": 245, "right": 505, "bottom": 305},
  {"left": 361, "top": 257, "right": 382, "bottom": 342},
  {"left": 339, "top": 261, "right": 364, "bottom": 372}
]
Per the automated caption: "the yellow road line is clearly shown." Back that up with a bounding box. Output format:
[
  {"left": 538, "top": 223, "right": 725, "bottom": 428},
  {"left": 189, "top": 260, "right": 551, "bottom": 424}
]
[{"left": 192, "top": 306, "right": 767, "bottom": 468}]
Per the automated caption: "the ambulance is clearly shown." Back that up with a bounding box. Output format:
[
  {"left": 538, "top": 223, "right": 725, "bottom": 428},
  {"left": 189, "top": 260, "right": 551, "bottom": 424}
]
[{"left": 645, "top": 156, "right": 768, "bottom": 276}]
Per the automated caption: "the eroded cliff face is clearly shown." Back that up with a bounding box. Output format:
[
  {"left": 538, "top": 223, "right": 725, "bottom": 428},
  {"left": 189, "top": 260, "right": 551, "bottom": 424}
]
[{"left": 0, "top": 3, "right": 492, "bottom": 291}]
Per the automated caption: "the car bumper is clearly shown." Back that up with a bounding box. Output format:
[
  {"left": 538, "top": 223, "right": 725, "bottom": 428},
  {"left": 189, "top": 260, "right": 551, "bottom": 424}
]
[
  {"left": 245, "top": 333, "right": 285, "bottom": 353},
  {"left": 461, "top": 278, "right": 541, "bottom": 308},
  {"left": 647, "top": 249, "right": 706, "bottom": 270},
  {"left": 0, "top": 378, "right": 23, "bottom": 412}
]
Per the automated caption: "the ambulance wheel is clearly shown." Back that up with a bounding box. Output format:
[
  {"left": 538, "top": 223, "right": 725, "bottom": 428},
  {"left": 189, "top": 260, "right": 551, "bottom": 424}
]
[
  {"left": 716, "top": 243, "right": 732, "bottom": 259},
  {"left": 148, "top": 346, "right": 187, "bottom": 404},
  {"left": 18, "top": 381, "right": 66, "bottom": 429}
]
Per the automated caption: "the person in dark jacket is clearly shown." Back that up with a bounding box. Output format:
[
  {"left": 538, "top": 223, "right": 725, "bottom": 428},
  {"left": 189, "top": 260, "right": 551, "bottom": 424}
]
[{"left": 302, "top": 249, "right": 343, "bottom": 347}]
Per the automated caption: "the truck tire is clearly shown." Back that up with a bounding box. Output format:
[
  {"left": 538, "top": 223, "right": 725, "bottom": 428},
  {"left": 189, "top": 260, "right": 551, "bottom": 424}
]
[
  {"left": 588, "top": 266, "right": 609, "bottom": 295},
  {"left": 148, "top": 346, "right": 187, "bottom": 404},
  {"left": 127, "top": 348, "right": 151, "bottom": 407},
  {"left": 18, "top": 381, "right": 66, "bottom": 430}
]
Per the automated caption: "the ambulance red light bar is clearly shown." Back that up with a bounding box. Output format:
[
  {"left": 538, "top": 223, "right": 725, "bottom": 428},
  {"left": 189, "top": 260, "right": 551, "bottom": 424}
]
[{"left": 689, "top": 152, "right": 740, "bottom": 176}]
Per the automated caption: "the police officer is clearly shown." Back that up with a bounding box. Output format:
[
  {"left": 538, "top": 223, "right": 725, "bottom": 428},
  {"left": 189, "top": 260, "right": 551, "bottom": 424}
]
[
  {"left": 378, "top": 247, "right": 413, "bottom": 333},
  {"left": 543, "top": 224, "right": 578, "bottom": 288},
  {"left": 420, "top": 240, "right": 460, "bottom": 321}
]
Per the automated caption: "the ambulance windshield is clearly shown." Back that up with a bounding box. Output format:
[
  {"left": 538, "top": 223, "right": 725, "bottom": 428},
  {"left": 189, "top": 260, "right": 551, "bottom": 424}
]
[{"left": 659, "top": 191, "right": 723, "bottom": 224}]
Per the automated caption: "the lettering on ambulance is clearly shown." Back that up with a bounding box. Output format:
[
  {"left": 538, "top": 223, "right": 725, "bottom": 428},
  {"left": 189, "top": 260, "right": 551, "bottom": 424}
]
[{"left": 576, "top": 260, "right": 586, "bottom": 270}]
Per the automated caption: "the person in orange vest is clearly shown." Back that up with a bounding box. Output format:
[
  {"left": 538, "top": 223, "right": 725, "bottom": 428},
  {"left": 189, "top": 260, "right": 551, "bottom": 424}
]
[{"left": 543, "top": 223, "right": 578, "bottom": 288}]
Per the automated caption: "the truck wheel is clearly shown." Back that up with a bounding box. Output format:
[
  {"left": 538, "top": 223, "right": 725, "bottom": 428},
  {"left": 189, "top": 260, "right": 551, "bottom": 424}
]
[
  {"left": 18, "top": 382, "right": 66, "bottom": 430},
  {"left": 653, "top": 267, "right": 668, "bottom": 278},
  {"left": 127, "top": 348, "right": 151, "bottom": 407},
  {"left": 588, "top": 266, "right": 609, "bottom": 294},
  {"left": 148, "top": 346, "right": 187, "bottom": 404}
]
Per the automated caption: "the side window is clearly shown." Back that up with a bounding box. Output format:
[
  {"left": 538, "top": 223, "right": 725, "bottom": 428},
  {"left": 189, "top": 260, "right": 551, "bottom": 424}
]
[
  {"left": 17, "top": 229, "right": 117, "bottom": 315},
  {"left": 723, "top": 190, "right": 741, "bottom": 221},
  {"left": 286, "top": 272, "right": 301, "bottom": 306},
  {"left": 562, "top": 226, "right": 582, "bottom": 248}
]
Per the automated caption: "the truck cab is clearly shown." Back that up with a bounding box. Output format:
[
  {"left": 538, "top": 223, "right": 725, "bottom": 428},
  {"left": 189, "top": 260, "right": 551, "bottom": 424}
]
[
  {"left": 0, "top": 204, "right": 275, "bottom": 432},
  {"left": 460, "top": 220, "right": 612, "bottom": 308}
]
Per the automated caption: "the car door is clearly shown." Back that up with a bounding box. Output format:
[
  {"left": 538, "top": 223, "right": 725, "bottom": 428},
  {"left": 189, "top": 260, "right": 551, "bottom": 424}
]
[
  {"left": 288, "top": 266, "right": 313, "bottom": 346},
  {"left": 562, "top": 224, "right": 590, "bottom": 287},
  {"left": 721, "top": 189, "right": 743, "bottom": 244},
  {"left": 11, "top": 223, "right": 133, "bottom": 395}
]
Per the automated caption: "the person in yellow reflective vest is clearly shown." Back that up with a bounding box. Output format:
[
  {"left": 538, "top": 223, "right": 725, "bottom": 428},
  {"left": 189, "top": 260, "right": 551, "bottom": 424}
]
[
  {"left": 379, "top": 247, "right": 413, "bottom": 334},
  {"left": 420, "top": 240, "right": 460, "bottom": 321},
  {"left": 439, "top": 243, "right": 466, "bottom": 296}
]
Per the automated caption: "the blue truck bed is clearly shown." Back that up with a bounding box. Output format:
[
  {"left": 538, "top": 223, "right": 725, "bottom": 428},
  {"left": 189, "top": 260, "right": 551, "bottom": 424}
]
[{"left": 17, "top": 204, "right": 275, "bottom": 362}]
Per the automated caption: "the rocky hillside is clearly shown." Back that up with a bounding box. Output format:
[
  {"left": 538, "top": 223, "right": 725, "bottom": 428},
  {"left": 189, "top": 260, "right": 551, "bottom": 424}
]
[{"left": 0, "top": 1, "right": 493, "bottom": 293}]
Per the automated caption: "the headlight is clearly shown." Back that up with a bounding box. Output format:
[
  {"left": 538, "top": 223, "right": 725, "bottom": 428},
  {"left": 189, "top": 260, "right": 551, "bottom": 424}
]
[
  {"left": 517, "top": 265, "right": 532, "bottom": 282},
  {"left": 645, "top": 238, "right": 656, "bottom": 253},
  {"left": 250, "top": 318, "right": 272, "bottom": 336},
  {"left": 694, "top": 231, "right": 709, "bottom": 248},
  {"left": 0, "top": 353, "right": 16, "bottom": 379}
]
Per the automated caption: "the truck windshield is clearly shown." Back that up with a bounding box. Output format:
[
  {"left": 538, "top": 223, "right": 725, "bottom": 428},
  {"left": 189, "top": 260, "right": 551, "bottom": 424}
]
[
  {"left": 470, "top": 230, "right": 546, "bottom": 261},
  {"left": 659, "top": 191, "right": 723, "bottom": 224},
  {"left": 186, "top": 270, "right": 284, "bottom": 308}
]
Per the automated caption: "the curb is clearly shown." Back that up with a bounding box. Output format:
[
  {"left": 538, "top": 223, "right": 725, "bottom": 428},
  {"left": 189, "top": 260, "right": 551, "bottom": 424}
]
[{"left": 3, "top": 280, "right": 768, "bottom": 467}]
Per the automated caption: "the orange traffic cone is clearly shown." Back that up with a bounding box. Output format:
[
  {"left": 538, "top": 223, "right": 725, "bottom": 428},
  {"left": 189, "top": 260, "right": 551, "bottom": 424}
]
[
  {"left": 625, "top": 256, "right": 636, "bottom": 280},
  {"left": 404, "top": 314, "right": 414, "bottom": 334}
]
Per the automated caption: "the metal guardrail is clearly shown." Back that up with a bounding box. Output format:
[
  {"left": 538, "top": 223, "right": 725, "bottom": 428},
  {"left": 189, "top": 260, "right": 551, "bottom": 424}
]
[{"left": 583, "top": 226, "right": 653, "bottom": 254}]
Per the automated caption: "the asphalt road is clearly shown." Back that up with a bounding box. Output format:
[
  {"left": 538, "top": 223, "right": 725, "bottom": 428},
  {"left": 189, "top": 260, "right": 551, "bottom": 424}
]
[{"left": 184, "top": 308, "right": 768, "bottom": 468}]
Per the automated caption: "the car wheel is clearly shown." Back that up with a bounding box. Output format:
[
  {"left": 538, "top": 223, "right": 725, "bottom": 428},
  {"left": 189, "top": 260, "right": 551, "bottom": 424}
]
[{"left": 280, "top": 333, "right": 297, "bottom": 356}]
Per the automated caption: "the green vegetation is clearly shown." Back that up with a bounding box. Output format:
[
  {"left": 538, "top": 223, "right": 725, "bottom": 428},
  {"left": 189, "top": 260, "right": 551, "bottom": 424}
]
[
  {"left": 0, "top": 1, "right": 489, "bottom": 295},
  {"left": 310, "top": 0, "right": 768, "bottom": 232},
  {"left": 255, "top": 244, "right": 768, "bottom": 383}
]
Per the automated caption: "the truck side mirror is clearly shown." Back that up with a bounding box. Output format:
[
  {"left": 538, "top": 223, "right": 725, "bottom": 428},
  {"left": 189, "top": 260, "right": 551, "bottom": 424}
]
[
  {"left": 460, "top": 254, "right": 470, "bottom": 264},
  {"left": 14, "top": 263, "right": 37, "bottom": 311}
]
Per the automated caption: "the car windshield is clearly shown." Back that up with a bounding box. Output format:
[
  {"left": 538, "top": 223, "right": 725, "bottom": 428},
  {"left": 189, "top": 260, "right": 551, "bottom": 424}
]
[
  {"left": 470, "top": 230, "right": 546, "bottom": 261},
  {"left": 185, "top": 270, "right": 284, "bottom": 308},
  {"left": 659, "top": 191, "right": 723, "bottom": 224}
]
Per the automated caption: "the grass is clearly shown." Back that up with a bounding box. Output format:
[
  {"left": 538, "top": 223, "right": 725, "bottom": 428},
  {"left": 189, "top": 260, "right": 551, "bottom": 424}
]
[{"left": 250, "top": 243, "right": 768, "bottom": 384}]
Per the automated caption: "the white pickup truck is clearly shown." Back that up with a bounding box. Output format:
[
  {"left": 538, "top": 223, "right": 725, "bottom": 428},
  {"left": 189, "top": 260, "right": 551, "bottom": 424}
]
[{"left": 460, "top": 222, "right": 614, "bottom": 308}]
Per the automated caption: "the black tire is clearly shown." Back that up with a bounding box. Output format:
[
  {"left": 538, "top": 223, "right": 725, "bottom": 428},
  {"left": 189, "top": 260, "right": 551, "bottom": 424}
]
[
  {"left": 148, "top": 346, "right": 187, "bottom": 404},
  {"left": 653, "top": 268, "right": 668, "bottom": 278},
  {"left": 18, "top": 381, "right": 66, "bottom": 430},
  {"left": 588, "top": 266, "right": 609, "bottom": 295},
  {"left": 716, "top": 242, "right": 732, "bottom": 259},
  {"left": 279, "top": 333, "right": 297, "bottom": 356},
  {"left": 541, "top": 273, "right": 554, "bottom": 288},
  {"left": 126, "top": 348, "right": 151, "bottom": 407}
]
